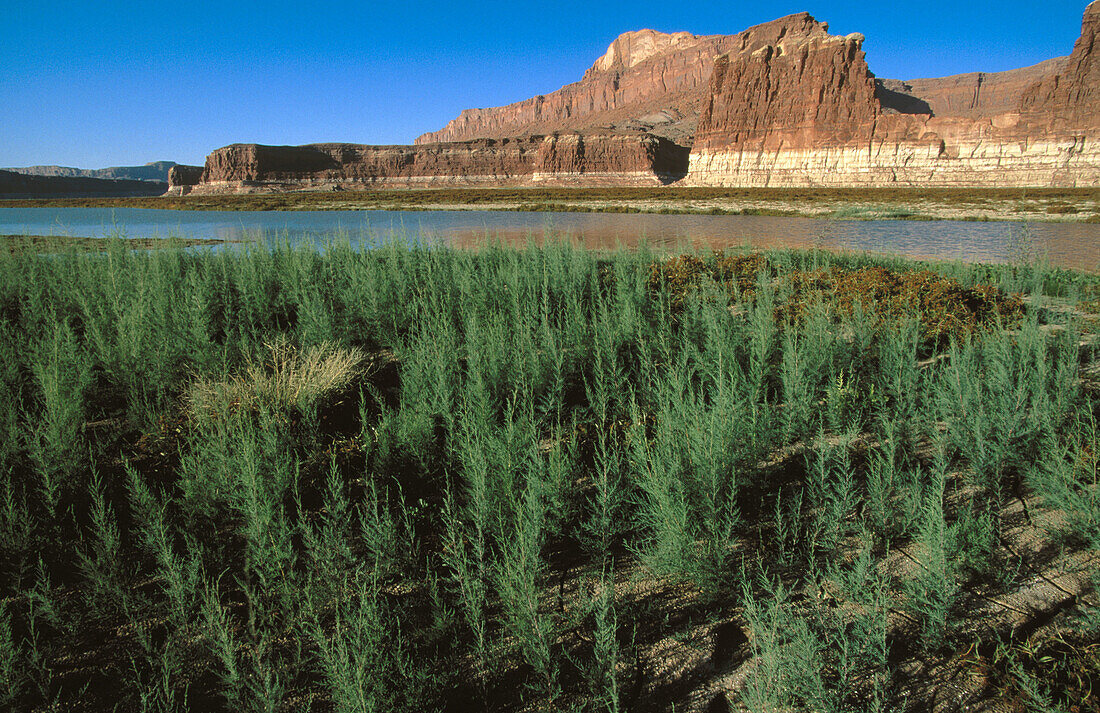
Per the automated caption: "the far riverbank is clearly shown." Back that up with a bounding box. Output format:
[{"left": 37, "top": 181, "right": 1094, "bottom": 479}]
[{"left": 4, "top": 186, "right": 1100, "bottom": 224}]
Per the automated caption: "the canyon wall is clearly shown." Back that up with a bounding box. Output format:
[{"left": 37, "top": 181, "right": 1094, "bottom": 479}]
[
  {"left": 166, "top": 165, "right": 203, "bottom": 194},
  {"left": 182, "top": 3, "right": 1100, "bottom": 192},
  {"left": 887, "top": 58, "right": 1066, "bottom": 119},
  {"left": 183, "top": 134, "right": 688, "bottom": 195},
  {"left": 415, "top": 14, "right": 833, "bottom": 146},
  {"left": 688, "top": 3, "right": 1100, "bottom": 186}
]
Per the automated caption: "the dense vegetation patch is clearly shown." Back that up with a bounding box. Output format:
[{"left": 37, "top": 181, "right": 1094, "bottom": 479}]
[
  {"left": 647, "top": 253, "right": 1027, "bottom": 347},
  {"left": 0, "top": 239, "right": 1097, "bottom": 712}
]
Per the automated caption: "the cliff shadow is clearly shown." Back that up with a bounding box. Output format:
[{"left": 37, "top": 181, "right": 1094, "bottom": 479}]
[
  {"left": 654, "top": 140, "right": 691, "bottom": 184},
  {"left": 874, "top": 79, "right": 934, "bottom": 115},
  {"left": 256, "top": 145, "right": 343, "bottom": 175}
]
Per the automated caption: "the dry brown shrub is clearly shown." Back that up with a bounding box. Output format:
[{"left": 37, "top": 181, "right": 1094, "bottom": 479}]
[
  {"left": 187, "top": 338, "right": 365, "bottom": 421},
  {"left": 647, "top": 253, "right": 1025, "bottom": 346},
  {"left": 646, "top": 252, "right": 766, "bottom": 307},
  {"left": 781, "top": 266, "right": 1025, "bottom": 345}
]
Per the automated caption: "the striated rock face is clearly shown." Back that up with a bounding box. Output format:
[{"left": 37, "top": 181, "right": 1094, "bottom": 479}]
[
  {"left": 688, "top": 3, "right": 1100, "bottom": 186},
  {"left": 888, "top": 58, "right": 1066, "bottom": 119},
  {"left": 693, "top": 27, "right": 879, "bottom": 153},
  {"left": 184, "top": 4, "right": 1100, "bottom": 192},
  {"left": 188, "top": 134, "right": 689, "bottom": 194},
  {"left": 1021, "top": 0, "right": 1100, "bottom": 126},
  {"left": 415, "top": 15, "right": 830, "bottom": 146},
  {"left": 534, "top": 133, "right": 689, "bottom": 182},
  {"left": 165, "top": 165, "right": 204, "bottom": 195},
  {"left": 197, "top": 140, "right": 537, "bottom": 191}
]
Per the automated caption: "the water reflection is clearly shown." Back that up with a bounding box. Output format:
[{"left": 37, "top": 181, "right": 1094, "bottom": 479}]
[{"left": 0, "top": 207, "right": 1096, "bottom": 271}]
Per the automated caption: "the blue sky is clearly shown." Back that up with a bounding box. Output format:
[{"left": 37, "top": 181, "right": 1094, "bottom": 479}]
[{"left": 2, "top": 1, "right": 1092, "bottom": 168}]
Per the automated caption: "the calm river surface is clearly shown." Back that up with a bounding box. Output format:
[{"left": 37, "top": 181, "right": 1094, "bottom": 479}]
[{"left": 2, "top": 207, "right": 1098, "bottom": 270}]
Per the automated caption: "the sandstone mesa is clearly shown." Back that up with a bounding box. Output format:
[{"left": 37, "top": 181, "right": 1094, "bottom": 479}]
[{"left": 170, "top": 2, "right": 1100, "bottom": 194}]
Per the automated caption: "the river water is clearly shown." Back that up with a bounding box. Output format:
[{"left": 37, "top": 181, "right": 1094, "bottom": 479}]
[{"left": 1, "top": 207, "right": 1097, "bottom": 270}]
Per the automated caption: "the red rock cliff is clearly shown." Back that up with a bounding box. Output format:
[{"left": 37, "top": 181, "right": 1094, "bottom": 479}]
[
  {"left": 416, "top": 15, "right": 829, "bottom": 146},
  {"left": 185, "top": 5, "right": 1100, "bottom": 192},
  {"left": 693, "top": 22, "right": 877, "bottom": 153},
  {"left": 201, "top": 141, "right": 536, "bottom": 184},
  {"left": 166, "top": 165, "right": 204, "bottom": 195},
  {"left": 688, "top": 3, "right": 1100, "bottom": 186},
  {"left": 1020, "top": 0, "right": 1100, "bottom": 128},
  {"left": 885, "top": 58, "right": 1066, "bottom": 119},
  {"left": 188, "top": 134, "right": 689, "bottom": 194}
]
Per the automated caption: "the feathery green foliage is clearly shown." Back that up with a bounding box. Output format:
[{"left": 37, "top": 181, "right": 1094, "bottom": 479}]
[{"left": 0, "top": 236, "right": 1095, "bottom": 711}]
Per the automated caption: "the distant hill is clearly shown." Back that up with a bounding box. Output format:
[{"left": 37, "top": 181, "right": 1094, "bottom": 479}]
[
  {"left": 0, "top": 169, "right": 167, "bottom": 198},
  {"left": 2, "top": 161, "right": 178, "bottom": 183}
]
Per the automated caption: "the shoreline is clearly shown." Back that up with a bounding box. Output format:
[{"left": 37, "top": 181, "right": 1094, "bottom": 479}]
[
  {"left": 2, "top": 186, "right": 1099, "bottom": 223},
  {"left": 0, "top": 234, "right": 238, "bottom": 254}
]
